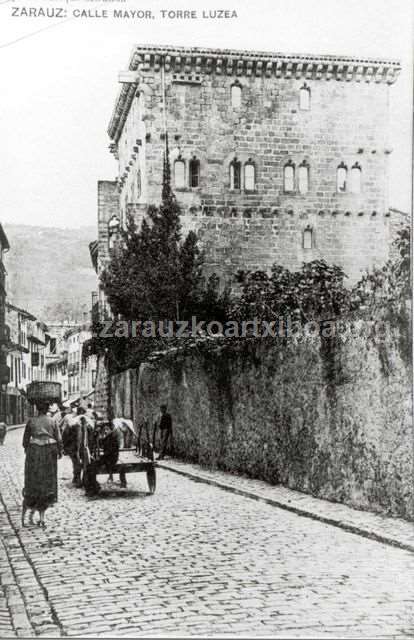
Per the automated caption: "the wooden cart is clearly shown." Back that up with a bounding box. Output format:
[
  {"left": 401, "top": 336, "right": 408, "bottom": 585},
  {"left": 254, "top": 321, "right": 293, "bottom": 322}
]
[
  {"left": 85, "top": 448, "right": 157, "bottom": 494},
  {"left": 81, "top": 420, "right": 157, "bottom": 496}
]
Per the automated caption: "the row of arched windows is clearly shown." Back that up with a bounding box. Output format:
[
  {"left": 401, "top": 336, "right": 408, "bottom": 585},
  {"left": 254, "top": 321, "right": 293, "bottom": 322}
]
[
  {"left": 336, "top": 162, "right": 362, "bottom": 194},
  {"left": 173, "top": 156, "right": 257, "bottom": 191},
  {"left": 230, "top": 159, "right": 256, "bottom": 191},
  {"left": 283, "top": 161, "right": 310, "bottom": 194},
  {"left": 173, "top": 157, "right": 362, "bottom": 194},
  {"left": 282, "top": 161, "right": 362, "bottom": 194},
  {"left": 174, "top": 156, "right": 201, "bottom": 189}
]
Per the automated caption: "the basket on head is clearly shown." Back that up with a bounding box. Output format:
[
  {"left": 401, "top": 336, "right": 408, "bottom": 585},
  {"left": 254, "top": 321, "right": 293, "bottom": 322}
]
[{"left": 27, "top": 381, "right": 62, "bottom": 405}]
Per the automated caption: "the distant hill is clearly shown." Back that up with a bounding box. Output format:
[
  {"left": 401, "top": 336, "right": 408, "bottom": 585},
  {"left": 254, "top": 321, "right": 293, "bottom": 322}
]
[{"left": 3, "top": 224, "right": 98, "bottom": 322}]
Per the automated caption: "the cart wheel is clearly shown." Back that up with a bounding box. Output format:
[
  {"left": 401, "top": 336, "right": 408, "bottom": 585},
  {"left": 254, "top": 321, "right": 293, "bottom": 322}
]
[{"left": 147, "top": 467, "right": 156, "bottom": 494}]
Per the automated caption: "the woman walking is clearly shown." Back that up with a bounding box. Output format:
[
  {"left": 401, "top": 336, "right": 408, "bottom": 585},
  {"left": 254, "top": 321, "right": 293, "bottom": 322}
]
[{"left": 22, "top": 400, "right": 63, "bottom": 528}]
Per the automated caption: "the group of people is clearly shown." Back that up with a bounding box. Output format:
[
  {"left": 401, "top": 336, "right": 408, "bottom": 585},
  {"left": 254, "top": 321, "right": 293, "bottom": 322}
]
[{"left": 22, "top": 401, "right": 173, "bottom": 528}]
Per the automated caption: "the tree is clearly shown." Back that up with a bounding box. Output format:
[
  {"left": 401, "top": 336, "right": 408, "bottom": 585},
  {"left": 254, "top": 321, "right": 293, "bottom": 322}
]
[
  {"left": 101, "top": 139, "right": 227, "bottom": 325},
  {"left": 351, "top": 224, "right": 411, "bottom": 313}
]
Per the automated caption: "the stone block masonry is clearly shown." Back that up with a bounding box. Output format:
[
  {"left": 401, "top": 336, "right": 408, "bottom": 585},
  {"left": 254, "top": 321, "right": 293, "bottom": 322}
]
[
  {"left": 179, "top": 208, "right": 405, "bottom": 284},
  {"left": 105, "top": 45, "right": 404, "bottom": 284},
  {"left": 97, "top": 180, "right": 119, "bottom": 266}
]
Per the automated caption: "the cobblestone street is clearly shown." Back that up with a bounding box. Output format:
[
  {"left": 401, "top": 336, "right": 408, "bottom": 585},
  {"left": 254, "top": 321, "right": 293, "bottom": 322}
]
[{"left": 0, "top": 428, "right": 413, "bottom": 638}]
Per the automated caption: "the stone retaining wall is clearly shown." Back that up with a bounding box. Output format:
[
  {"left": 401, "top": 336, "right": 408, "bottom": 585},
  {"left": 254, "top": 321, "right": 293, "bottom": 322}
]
[{"left": 111, "top": 319, "right": 413, "bottom": 519}]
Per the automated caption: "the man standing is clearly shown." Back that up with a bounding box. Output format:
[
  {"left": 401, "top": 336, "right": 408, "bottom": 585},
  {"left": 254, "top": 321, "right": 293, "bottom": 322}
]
[
  {"left": 157, "top": 404, "right": 172, "bottom": 461},
  {"left": 49, "top": 403, "right": 63, "bottom": 434},
  {"left": 61, "top": 406, "right": 82, "bottom": 486}
]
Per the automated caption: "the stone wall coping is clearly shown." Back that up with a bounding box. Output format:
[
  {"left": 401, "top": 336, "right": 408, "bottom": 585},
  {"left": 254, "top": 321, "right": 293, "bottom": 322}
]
[{"left": 108, "top": 44, "right": 401, "bottom": 142}]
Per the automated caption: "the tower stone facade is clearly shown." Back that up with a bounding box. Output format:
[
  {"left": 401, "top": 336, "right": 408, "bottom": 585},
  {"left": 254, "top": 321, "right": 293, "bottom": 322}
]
[{"left": 103, "top": 45, "right": 405, "bottom": 284}]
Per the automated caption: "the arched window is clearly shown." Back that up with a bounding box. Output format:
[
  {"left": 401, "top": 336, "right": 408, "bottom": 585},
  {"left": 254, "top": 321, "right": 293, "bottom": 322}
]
[
  {"left": 350, "top": 163, "right": 362, "bottom": 194},
  {"left": 284, "top": 161, "right": 295, "bottom": 192},
  {"left": 244, "top": 161, "right": 255, "bottom": 191},
  {"left": 303, "top": 226, "right": 313, "bottom": 249},
  {"left": 298, "top": 162, "right": 309, "bottom": 194},
  {"left": 230, "top": 159, "right": 241, "bottom": 190},
  {"left": 337, "top": 163, "right": 347, "bottom": 193},
  {"left": 299, "top": 84, "right": 311, "bottom": 110},
  {"left": 189, "top": 157, "right": 200, "bottom": 188},
  {"left": 231, "top": 84, "right": 242, "bottom": 108},
  {"left": 174, "top": 158, "right": 185, "bottom": 189}
]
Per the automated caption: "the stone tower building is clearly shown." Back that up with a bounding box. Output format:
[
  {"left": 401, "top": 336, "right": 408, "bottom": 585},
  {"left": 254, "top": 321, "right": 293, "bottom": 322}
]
[{"left": 99, "top": 44, "right": 405, "bottom": 285}]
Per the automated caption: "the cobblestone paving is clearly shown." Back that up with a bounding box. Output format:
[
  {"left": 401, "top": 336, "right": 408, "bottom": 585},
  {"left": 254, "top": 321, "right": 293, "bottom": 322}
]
[
  {"left": 0, "top": 429, "right": 413, "bottom": 638},
  {"left": 0, "top": 536, "right": 18, "bottom": 638},
  {"left": 159, "top": 460, "right": 414, "bottom": 552}
]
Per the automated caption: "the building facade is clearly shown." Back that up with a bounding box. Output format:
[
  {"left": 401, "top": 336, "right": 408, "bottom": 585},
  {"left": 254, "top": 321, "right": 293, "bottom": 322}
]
[
  {"left": 5, "top": 303, "right": 35, "bottom": 424},
  {"left": 45, "top": 322, "right": 78, "bottom": 402},
  {"left": 0, "top": 225, "right": 10, "bottom": 423},
  {"left": 63, "top": 325, "right": 96, "bottom": 405},
  {"left": 99, "top": 45, "right": 405, "bottom": 285}
]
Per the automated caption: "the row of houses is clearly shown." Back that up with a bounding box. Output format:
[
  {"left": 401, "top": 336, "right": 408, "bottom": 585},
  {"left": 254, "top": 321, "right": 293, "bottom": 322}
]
[
  {"left": 0, "top": 224, "right": 96, "bottom": 425},
  {"left": 4, "top": 303, "right": 97, "bottom": 424}
]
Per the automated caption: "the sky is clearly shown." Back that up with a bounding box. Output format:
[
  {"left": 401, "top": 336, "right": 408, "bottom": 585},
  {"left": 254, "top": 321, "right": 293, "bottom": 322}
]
[{"left": 0, "top": 0, "right": 413, "bottom": 229}]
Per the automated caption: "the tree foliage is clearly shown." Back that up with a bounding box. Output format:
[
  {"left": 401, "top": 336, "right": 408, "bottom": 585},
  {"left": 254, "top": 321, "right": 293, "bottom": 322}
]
[
  {"left": 232, "top": 260, "right": 350, "bottom": 323},
  {"left": 94, "top": 142, "right": 231, "bottom": 373},
  {"left": 351, "top": 225, "right": 411, "bottom": 314},
  {"left": 231, "top": 224, "right": 411, "bottom": 324},
  {"left": 101, "top": 146, "right": 228, "bottom": 324}
]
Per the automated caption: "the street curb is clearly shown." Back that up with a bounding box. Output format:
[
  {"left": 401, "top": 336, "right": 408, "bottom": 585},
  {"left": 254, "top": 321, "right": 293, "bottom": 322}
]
[
  {"left": 0, "top": 494, "right": 63, "bottom": 638},
  {"left": 0, "top": 535, "right": 34, "bottom": 637},
  {"left": 158, "top": 462, "right": 414, "bottom": 554}
]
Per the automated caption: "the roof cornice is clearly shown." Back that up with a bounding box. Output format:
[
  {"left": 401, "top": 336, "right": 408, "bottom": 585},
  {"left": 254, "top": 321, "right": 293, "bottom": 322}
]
[
  {"left": 108, "top": 44, "right": 401, "bottom": 142},
  {"left": 6, "top": 301, "right": 36, "bottom": 320}
]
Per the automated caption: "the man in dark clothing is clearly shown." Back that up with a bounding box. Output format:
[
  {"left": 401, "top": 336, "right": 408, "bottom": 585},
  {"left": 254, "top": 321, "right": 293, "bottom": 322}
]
[
  {"left": 61, "top": 408, "right": 82, "bottom": 486},
  {"left": 157, "top": 404, "right": 172, "bottom": 460}
]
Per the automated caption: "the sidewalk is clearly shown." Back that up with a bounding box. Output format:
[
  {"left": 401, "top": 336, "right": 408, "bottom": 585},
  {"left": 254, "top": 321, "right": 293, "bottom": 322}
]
[{"left": 158, "top": 458, "right": 414, "bottom": 553}]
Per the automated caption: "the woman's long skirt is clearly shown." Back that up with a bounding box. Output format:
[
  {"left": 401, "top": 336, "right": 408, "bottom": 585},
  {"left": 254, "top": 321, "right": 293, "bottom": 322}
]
[{"left": 24, "top": 443, "right": 58, "bottom": 510}]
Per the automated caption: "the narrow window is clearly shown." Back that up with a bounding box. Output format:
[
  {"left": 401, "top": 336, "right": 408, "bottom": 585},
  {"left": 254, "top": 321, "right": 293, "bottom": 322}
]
[
  {"left": 337, "top": 163, "right": 347, "bottom": 193},
  {"left": 189, "top": 157, "right": 200, "bottom": 188},
  {"left": 284, "top": 162, "right": 295, "bottom": 192},
  {"left": 231, "top": 84, "right": 242, "bottom": 108},
  {"left": 174, "top": 158, "right": 185, "bottom": 189},
  {"left": 298, "top": 162, "right": 309, "bottom": 194},
  {"left": 244, "top": 161, "right": 255, "bottom": 191},
  {"left": 230, "top": 159, "right": 241, "bottom": 190},
  {"left": 108, "top": 215, "right": 120, "bottom": 249},
  {"left": 303, "top": 227, "right": 313, "bottom": 249},
  {"left": 350, "top": 163, "right": 362, "bottom": 194},
  {"left": 299, "top": 84, "right": 311, "bottom": 110},
  {"left": 136, "top": 169, "right": 141, "bottom": 197}
]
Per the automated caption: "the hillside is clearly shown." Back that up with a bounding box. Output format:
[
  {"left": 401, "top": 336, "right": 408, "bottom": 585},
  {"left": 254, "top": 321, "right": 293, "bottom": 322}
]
[{"left": 3, "top": 224, "right": 98, "bottom": 322}]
